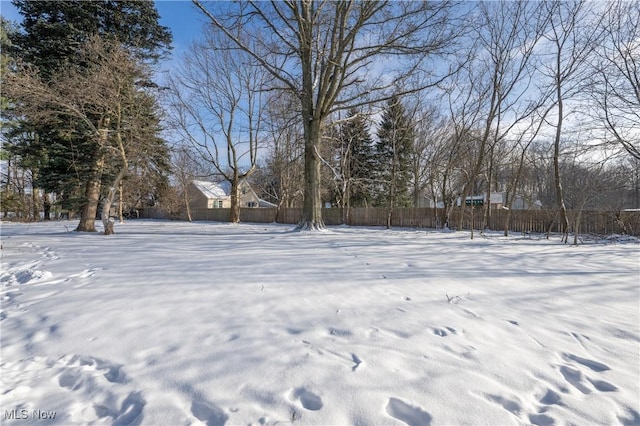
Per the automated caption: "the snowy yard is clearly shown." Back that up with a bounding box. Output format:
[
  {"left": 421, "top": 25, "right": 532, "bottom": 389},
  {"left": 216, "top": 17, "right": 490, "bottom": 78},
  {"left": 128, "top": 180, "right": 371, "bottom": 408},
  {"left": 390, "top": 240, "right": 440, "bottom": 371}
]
[{"left": 1, "top": 220, "right": 639, "bottom": 426}]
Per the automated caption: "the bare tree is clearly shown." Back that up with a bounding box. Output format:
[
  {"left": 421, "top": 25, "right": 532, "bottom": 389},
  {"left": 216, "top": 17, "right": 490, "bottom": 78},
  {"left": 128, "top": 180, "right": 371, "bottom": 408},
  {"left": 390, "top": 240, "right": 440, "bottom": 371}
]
[
  {"left": 193, "top": 0, "right": 460, "bottom": 230},
  {"left": 409, "top": 103, "right": 445, "bottom": 209},
  {"left": 562, "top": 156, "right": 611, "bottom": 245},
  {"left": 170, "top": 145, "right": 210, "bottom": 222},
  {"left": 591, "top": 0, "right": 640, "bottom": 160},
  {"left": 540, "top": 0, "right": 604, "bottom": 243},
  {"left": 423, "top": 121, "right": 468, "bottom": 229},
  {"left": 4, "top": 36, "right": 158, "bottom": 234},
  {"left": 169, "top": 29, "right": 266, "bottom": 224},
  {"left": 446, "top": 1, "right": 550, "bottom": 236},
  {"left": 501, "top": 104, "right": 553, "bottom": 236}
]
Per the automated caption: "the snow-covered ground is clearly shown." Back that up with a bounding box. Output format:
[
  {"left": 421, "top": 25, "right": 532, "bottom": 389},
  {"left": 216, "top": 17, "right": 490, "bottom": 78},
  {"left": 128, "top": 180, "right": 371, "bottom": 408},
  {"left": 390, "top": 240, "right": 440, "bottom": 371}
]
[{"left": 1, "top": 220, "right": 639, "bottom": 426}]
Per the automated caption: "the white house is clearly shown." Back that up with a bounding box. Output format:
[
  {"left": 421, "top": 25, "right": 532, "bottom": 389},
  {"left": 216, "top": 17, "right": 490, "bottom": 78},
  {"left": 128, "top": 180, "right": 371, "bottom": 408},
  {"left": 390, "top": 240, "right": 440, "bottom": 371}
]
[{"left": 187, "top": 180, "right": 273, "bottom": 210}]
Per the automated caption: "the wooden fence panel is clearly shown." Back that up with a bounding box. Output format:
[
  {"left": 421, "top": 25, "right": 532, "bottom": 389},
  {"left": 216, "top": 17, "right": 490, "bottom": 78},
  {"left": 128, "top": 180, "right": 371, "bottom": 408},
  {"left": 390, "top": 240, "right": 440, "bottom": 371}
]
[
  {"left": 140, "top": 206, "right": 640, "bottom": 236},
  {"left": 240, "top": 208, "right": 277, "bottom": 223}
]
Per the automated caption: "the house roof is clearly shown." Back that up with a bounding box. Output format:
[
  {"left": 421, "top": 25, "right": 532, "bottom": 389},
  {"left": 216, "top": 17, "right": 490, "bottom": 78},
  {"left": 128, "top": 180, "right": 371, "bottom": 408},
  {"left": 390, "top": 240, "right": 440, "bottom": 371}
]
[
  {"left": 258, "top": 199, "right": 277, "bottom": 208},
  {"left": 192, "top": 180, "right": 229, "bottom": 199}
]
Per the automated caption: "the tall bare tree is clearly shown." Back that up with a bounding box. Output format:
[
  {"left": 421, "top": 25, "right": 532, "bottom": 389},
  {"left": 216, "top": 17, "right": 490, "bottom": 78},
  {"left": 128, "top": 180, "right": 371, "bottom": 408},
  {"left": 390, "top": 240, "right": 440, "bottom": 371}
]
[
  {"left": 169, "top": 28, "right": 266, "bottom": 224},
  {"left": 501, "top": 105, "right": 553, "bottom": 236},
  {"left": 448, "top": 0, "right": 550, "bottom": 235},
  {"left": 193, "top": 0, "right": 459, "bottom": 230},
  {"left": 423, "top": 120, "right": 468, "bottom": 228},
  {"left": 541, "top": 0, "right": 604, "bottom": 242}
]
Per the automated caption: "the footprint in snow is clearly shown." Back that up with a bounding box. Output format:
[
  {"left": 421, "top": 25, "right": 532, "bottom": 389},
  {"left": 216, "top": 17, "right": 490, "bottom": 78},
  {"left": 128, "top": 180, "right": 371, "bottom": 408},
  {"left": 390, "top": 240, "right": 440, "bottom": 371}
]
[
  {"left": 559, "top": 354, "right": 618, "bottom": 394},
  {"left": 112, "top": 391, "right": 146, "bottom": 426},
  {"left": 561, "top": 353, "right": 610, "bottom": 372},
  {"left": 58, "top": 354, "right": 129, "bottom": 386},
  {"left": 587, "top": 377, "right": 618, "bottom": 392},
  {"left": 539, "top": 388, "right": 562, "bottom": 406},
  {"left": 528, "top": 412, "right": 555, "bottom": 426},
  {"left": 4, "top": 355, "right": 144, "bottom": 425},
  {"left": 385, "top": 397, "right": 432, "bottom": 426},
  {"left": 288, "top": 387, "right": 323, "bottom": 411},
  {"left": 618, "top": 407, "right": 640, "bottom": 425},
  {"left": 525, "top": 389, "right": 562, "bottom": 426},
  {"left": 2, "top": 268, "right": 52, "bottom": 285},
  {"left": 559, "top": 365, "right": 591, "bottom": 394},
  {"left": 191, "top": 399, "right": 229, "bottom": 426},
  {"left": 484, "top": 393, "right": 521, "bottom": 416}
]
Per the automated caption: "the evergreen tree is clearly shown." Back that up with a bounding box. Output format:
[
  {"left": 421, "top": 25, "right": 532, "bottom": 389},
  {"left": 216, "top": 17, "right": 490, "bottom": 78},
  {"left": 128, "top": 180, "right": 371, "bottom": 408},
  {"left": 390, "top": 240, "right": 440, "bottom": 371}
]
[
  {"left": 11, "top": 0, "right": 171, "bottom": 73},
  {"left": 339, "top": 109, "right": 375, "bottom": 208},
  {"left": 374, "top": 95, "right": 415, "bottom": 209},
  {"left": 0, "top": 17, "right": 41, "bottom": 220},
  {"left": 7, "top": 0, "right": 172, "bottom": 230}
]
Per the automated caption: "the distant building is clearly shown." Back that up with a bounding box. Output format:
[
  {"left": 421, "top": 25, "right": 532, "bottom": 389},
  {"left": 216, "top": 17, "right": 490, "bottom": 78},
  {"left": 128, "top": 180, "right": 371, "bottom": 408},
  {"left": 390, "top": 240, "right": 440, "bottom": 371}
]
[
  {"left": 187, "top": 180, "right": 273, "bottom": 210},
  {"left": 450, "top": 192, "right": 504, "bottom": 209},
  {"left": 452, "top": 192, "right": 541, "bottom": 210}
]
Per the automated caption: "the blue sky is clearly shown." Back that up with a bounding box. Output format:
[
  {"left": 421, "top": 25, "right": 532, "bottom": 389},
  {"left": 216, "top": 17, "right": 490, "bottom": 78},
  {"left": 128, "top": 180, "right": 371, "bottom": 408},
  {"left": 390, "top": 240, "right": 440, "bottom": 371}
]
[{"left": 154, "top": 1, "right": 205, "bottom": 55}]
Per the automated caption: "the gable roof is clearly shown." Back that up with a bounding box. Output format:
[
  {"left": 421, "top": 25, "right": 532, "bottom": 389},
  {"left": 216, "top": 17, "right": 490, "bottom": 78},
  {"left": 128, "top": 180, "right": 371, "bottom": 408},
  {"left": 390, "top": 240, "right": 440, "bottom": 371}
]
[
  {"left": 192, "top": 180, "right": 229, "bottom": 199},
  {"left": 258, "top": 199, "right": 277, "bottom": 208}
]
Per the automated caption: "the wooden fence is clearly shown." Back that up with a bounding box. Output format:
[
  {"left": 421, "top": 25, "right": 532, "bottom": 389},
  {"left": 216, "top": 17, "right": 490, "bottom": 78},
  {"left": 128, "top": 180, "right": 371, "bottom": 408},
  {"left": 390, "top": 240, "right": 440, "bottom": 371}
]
[{"left": 141, "top": 206, "right": 640, "bottom": 236}]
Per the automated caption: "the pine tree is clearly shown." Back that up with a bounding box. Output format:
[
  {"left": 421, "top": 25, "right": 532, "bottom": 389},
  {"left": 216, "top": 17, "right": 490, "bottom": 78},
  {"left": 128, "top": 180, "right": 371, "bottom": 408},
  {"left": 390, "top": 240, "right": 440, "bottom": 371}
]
[
  {"left": 374, "top": 95, "right": 415, "bottom": 210},
  {"left": 11, "top": 0, "right": 171, "bottom": 73},
  {"left": 340, "top": 109, "right": 375, "bottom": 208}
]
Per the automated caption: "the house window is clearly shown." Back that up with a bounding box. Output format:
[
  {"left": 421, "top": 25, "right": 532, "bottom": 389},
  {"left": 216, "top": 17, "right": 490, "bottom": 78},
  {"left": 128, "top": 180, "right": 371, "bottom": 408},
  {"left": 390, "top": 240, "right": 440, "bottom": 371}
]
[
  {"left": 213, "top": 200, "right": 223, "bottom": 208},
  {"left": 247, "top": 201, "right": 257, "bottom": 208}
]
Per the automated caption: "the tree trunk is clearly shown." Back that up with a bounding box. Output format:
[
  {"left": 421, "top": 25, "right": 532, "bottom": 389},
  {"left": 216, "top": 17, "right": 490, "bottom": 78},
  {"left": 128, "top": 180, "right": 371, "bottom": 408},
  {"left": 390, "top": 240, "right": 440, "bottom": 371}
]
[
  {"left": 118, "top": 181, "right": 124, "bottom": 223},
  {"left": 229, "top": 175, "right": 241, "bottom": 224},
  {"left": 504, "top": 156, "right": 526, "bottom": 236},
  {"left": 32, "top": 186, "right": 40, "bottom": 221},
  {"left": 299, "top": 147, "right": 324, "bottom": 230},
  {"left": 343, "top": 180, "right": 351, "bottom": 225},
  {"left": 101, "top": 167, "right": 127, "bottom": 235},
  {"left": 43, "top": 193, "right": 52, "bottom": 221},
  {"left": 482, "top": 152, "right": 494, "bottom": 231},
  {"left": 102, "top": 186, "right": 116, "bottom": 235},
  {"left": 101, "top": 171, "right": 130, "bottom": 234},
  {"left": 470, "top": 202, "right": 475, "bottom": 240},
  {"left": 387, "top": 159, "right": 397, "bottom": 230},
  {"left": 4, "top": 158, "right": 10, "bottom": 218},
  {"left": 553, "top": 92, "right": 570, "bottom": 243},
  {"left": 102, "top": 189, "right": 115, "bottom": 235},
  {"left": 184, "top": 188, "right": 193, "bottom": 222},
  {"left": 98, "top": 114, "right": 128, "bottom": 235},
  {"left": 573, "top": 208, "right": 582, "bottom": 246},
  {"left": 75, "top": 155, "right": 105, "bottom": 232},
  {"left": 100, "top": 185, "right": 122, "bottom": 235},
  {"left": 297, "top": 121, "right": 325, "bottom": 230}
]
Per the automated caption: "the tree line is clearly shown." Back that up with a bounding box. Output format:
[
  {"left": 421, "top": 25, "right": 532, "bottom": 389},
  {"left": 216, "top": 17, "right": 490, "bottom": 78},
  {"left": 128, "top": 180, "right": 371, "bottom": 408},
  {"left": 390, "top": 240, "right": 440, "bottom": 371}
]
[{"left": 1, "top": 1, "right": 638, "bottom": 238}]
